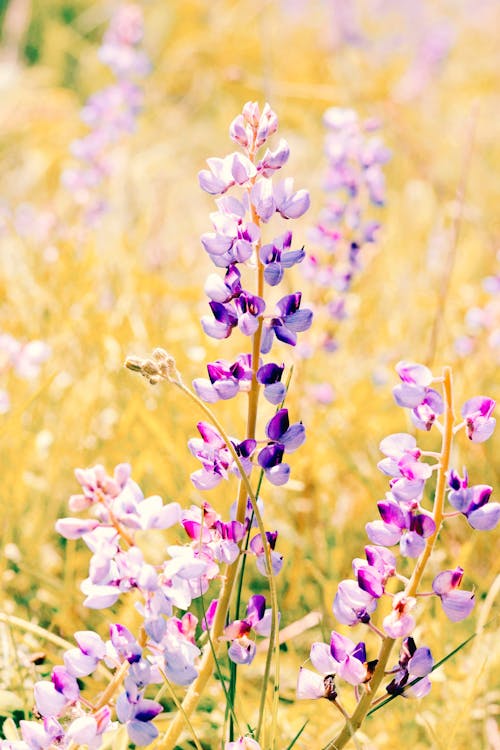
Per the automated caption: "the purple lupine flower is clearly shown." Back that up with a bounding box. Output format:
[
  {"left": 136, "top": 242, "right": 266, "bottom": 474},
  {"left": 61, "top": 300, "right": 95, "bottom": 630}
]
[
  {"left": 199, "top": 153, "right": 256, "bottom": 195},
  {"left": 257, "top": 138, "right": 290, "bottom": 177},
  {"left": 51, "top": 667, "right": 80, "bottom": 703},
  {"left": 382, "top": 593, "right": 417, "bottom": 638},
  {"left": 201, "top": 197, "right": 260, "bottom": 267},
  {"left": 353, "top": 545, "right": 396, "bottom": 597},
  {"left": 432, "top": 567, "right": 475, "bottom": 621},
  {"left": 273, "top": 178, "right": 310, "bottom": 219},
  {"left": 333, "top": 579, "right": 378, "bottom": 625},
  {"left": 377, "top": 433, "right": 433, "bottom": 502},
  {"left": 296, "top": 669, "right": 338, "bottom": 702},
  {"left": 109, "top": 623, "right": 142, "bottom": 664},
  {"left": 64, "top": 631, "right": 106, "bottom": 677},
  {"left": 188, "top": 422, "right": 255, "bottom": 490},
  {"left": 61, "top": 4, "right": 149, "bottom": 223},
  {"left": 366, "top": 495, "right": 435, "bottom": 557},
  {"left": 257, "top": 409, "right": 305, "bottom": 486},
  {"left": 260, "top": 293, "right": 313, "bottom": 354},
  {"left": 393, "top": 360, "right": 434, "bottom": 408},
  {"left": 297, "top": 631, "right": 371, "bottom": 701},
  {"left": 259, "top": 231, "right": 305, "bottom": 286},
  {"left": 410, "top": 387, "right": 444, "bottom": 431},
  {"left": 256, "top": 361, "right": 286, "bottom": 405},
  {"left": 249, "top": 530, "right": 283, "bottom": 576},
  {"left": 448, "top": 469, "right": 499, "bottom": 530},
  {"left": 116, "top": 682, "right": 162, "bottom": 746},
  {"left": 386, "top": 637, "right": 433, "bottom": 698},
  {"left": 33, "top": 680, "right": 71, "bottom": 718},
  {"left": 193, "top": 353, "right": 253, "bottom": 403},
  {"left": 222, "top": 595, "right": 273, "bottom": 665},
  {"left": 461, "top": 396, "right": 496, "bottom": 442}
]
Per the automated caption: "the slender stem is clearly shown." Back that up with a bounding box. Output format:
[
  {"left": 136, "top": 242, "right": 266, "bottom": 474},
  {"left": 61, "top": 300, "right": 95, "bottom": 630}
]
[
  {"left": 327, "top": 368, "right": 455, "bottom": 749},
  {"left": 153, "top": 381, "right": 278, "bottom": 750},
  {"left": 93, "top": 660, "right": 129, "bottom": 711}
]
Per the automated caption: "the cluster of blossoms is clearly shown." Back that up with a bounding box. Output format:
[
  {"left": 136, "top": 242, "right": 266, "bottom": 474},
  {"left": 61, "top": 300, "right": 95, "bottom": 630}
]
[
  {"left": 298, "top": 361, "right": 497, "bottom": 714},
  {"left": 300, "top": 107, "right": 390, "bottom": 368},
  {"left": 5, "top": 103, "right": 311, "bottom": 750},
  {"left": 3, "top": 460, "right": 276, "bottom": 750},
  {"left": 0, "top": 333, "right": 51, "bottom": 413},
  {"left": 193, "top": 101, "right": 312, "bottom": 487},
  {"left": 62, "top": 3, "right": 150, "bottom": 224},
  {"left": 455, "top": 251, "right": 500, "bottom": 363}
]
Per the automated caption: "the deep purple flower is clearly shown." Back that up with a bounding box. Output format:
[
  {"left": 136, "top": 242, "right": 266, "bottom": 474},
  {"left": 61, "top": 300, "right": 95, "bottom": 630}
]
[
  {"left": 261, "top": 293, "right": 313, "bottom": 354},
  {"left": 256, "top": 361, "right": 286, "bottom": 405},
  {"left": 109, "top": 623, "right": 142, "bottom": 664},
  {"left": 432, "top": 567, "right": 475, "bottom": 621},
  {"left": 193, "top": 353, "right": 254, "bottom": 403},
  {"left": 259, "top": 231, "right": 305, "bottom": 286}
]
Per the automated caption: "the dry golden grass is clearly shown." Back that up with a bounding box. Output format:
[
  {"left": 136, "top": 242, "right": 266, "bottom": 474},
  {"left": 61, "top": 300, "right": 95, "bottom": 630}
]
[{"left": 0, "top": 1, "right": 499, "bottom": 748}]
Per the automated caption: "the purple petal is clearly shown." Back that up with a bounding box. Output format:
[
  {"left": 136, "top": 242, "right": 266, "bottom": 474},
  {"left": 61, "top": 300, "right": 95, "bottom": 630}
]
[
  {"left": 127, "top": 719, "right": 159, "bottom": 746},
  {"left": 285, "top": 309, "right": 313, "bottom": 333},
  {"left": 467, "top": 503, "right": 500, "bottom": 530},
  {"left": 395, "top": 361, "right": 433, "bottom": 386},
  {"left": 264, "top": 382, "right": 286, "bottom": 405},
  {"left": 311, "top": 641, "right": 338, "bottom": 674},
  {"left": 266, "top": 409, "right": 289, "bottom": 441},
  {"left": 296, "top": 668, "right": 327, "bottom": 700},
  {"left": 337, "top": 654, "right": 367, "bottom": 686},
  {"left": 365, "top": 520, "right": 402, "bottom": 547},
  {"left": 264, "top": 463, "right": 290, "bottom": 486},
  {"left": 329, "top": 631, "right": 353, "bottom": 663},
  {"left": 440, "top": 590, "right": 475, "bottom": 622},
  {"left": 399, "top": 531, "right": 426, "bottom": 558},
  {"left": 408, "top": 647, "right": 433, "bottom": 677},
  {"left": 357, "top": 566, "right": 384, "bottom": 597}
]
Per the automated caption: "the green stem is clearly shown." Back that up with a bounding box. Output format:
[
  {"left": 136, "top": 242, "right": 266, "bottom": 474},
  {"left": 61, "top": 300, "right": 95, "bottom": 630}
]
[
  {"left": 153, "top": 382, "right": 278, "bottom": 750},
  {"left": 326, "top": 367, "right": 455, "bottom": 749}
]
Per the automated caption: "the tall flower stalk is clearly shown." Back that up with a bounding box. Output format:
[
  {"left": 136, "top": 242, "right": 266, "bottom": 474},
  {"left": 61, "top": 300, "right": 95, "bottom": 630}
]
[
  {"left": 5, "top": 102, "right": 311, "bottom": 750},
  {"left": 297, "top": 362, "right": 497, "bottom": 748}
]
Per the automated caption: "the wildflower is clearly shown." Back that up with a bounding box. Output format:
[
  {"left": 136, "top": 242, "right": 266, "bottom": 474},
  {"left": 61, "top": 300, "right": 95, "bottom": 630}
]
[
  {"left": 256, "top": 361, "right": 286, "bottom": 405},
  {"left": 260, "top": 293, "right": 313, "bottom": 354},
  {"left": 448, "top": 470, "right": 499, "bottom": 530},
  {"left": 432, "top": 567, "right": 475, "bottom": 621},
  {"left": 461, "top": 396, "right": 496, "bottom": 442},
  {"left": 333, "top": 579, "right": 378, "bottom": 625},
  {"left": 249, "top": 530, "right": 283, "bottom": 576},
  {"left": 259, "top": 231, "right": 305, "bottom": 286},
  {"left": 383, "top": 593, "right": 417, "bottom": 638},
  {"left": 222, "top": 595, "right": 273, "bottom": 665},
  {"left": 116, "top": 680, "right": 162, "bottom": 746},
  {"left": 366, "top": 495, "right": 435, "bottom": 557},
  {"left": 386, "top": 637, "right": 433, "bottom": 698}
]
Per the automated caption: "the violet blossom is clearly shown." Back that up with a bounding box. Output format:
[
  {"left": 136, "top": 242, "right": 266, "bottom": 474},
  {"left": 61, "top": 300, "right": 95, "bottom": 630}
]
[{"left": 448, "top": 470, "right": 499, "bottom": 530}]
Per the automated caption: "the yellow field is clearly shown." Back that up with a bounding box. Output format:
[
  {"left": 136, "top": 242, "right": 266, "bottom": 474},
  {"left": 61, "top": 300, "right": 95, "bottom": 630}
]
[{"left": 0, "top": 1, "right": 499, "bottom": 748}]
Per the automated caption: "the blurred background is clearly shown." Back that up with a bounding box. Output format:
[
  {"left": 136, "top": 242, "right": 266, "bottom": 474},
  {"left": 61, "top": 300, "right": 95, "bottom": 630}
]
[{"left": 0, "top": 1, "right": 499, "bottom": 748}]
